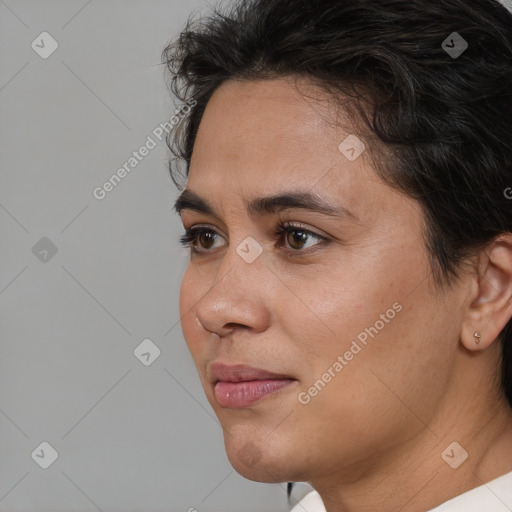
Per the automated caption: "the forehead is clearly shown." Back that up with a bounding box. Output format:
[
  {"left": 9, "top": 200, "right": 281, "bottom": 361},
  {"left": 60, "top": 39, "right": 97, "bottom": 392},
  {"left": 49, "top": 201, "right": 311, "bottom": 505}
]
[
  {"left": 187, "top": 77, "right": 376, "bottom": 210},
  {"left": 192, "top": 77, "right": 340, "bottom": 158}
]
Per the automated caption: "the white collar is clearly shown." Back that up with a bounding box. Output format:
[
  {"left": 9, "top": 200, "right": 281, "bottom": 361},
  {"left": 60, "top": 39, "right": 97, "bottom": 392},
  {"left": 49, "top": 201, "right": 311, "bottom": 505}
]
[
  {"left": 290, "top": 471, "right": 512, "bottom": 512},
  {"left": 496, "top": 0, "right": 512, "bottom": 13}
]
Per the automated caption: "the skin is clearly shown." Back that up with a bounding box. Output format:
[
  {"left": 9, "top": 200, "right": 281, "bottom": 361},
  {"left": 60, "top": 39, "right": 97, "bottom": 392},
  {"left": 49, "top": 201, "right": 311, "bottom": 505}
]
[{"left": 176, "top": 76, "right": 512, "bottom": 511}]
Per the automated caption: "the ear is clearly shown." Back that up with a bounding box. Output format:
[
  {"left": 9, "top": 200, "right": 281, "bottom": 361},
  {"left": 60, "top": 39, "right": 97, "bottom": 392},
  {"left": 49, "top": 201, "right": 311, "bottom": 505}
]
[{"left": 461, "top": 234, "right": 512, "bottom": 351}]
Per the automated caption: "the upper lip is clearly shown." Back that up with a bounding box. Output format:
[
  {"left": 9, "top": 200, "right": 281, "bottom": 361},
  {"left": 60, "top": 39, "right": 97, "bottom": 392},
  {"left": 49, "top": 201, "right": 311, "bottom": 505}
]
[{"left": 208, "top": 362, "right": 294, "bottom": 384}]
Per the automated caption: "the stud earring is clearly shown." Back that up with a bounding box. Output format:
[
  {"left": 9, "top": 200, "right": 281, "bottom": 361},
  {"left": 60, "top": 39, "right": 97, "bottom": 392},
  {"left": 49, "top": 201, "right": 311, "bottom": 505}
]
[{"left": 473, "top": 332, "right": 481, "bottom": 345}]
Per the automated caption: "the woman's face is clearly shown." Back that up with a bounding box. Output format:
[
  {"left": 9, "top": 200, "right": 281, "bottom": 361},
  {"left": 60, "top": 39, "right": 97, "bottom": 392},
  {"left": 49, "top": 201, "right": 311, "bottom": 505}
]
[{"left": 177, "top": 77, "right": 469, "bottom": 483}]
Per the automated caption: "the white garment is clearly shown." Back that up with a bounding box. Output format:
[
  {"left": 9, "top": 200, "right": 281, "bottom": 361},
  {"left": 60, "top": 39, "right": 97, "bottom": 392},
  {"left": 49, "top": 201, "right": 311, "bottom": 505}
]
[
  {"left": 290, "top": 470, "right": 512, "bottom": 512},
  {"left": 496, "top": 0, "right": 512, "bottom": 14}
]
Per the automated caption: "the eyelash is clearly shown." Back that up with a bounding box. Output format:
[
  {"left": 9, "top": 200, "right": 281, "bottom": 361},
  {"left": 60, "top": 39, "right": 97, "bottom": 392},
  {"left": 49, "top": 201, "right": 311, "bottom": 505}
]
[{"left": 179, "top": 222, "right": 327, "bottom": 255}]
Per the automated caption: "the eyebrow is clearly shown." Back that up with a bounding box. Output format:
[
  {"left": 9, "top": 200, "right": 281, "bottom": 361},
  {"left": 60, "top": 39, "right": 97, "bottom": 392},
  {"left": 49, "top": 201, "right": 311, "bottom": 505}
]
[{"left": 173, "top": 188, "right": 356, "bottom": 220}]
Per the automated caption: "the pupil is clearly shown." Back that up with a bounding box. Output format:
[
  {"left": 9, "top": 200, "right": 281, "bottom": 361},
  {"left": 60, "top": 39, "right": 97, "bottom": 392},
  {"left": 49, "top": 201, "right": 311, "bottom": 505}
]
[
  {"left": 290, "top": 230, "right": 306, "bottom": 248},
  {"left": 200, "top": 231, "right": 215, "bottom": 249}
]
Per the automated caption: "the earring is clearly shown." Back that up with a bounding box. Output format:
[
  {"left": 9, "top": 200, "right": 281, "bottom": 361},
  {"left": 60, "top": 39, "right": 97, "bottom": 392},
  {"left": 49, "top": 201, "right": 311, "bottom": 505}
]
[{"left": 473, "top": 332, "right": 481, "bottom": 345}]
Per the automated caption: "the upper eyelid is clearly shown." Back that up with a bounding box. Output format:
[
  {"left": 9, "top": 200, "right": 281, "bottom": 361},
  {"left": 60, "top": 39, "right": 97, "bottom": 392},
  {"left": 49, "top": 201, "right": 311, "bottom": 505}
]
[
  {"left": 183, "top": 221, "right": 326, "bottom": 238},
  {"left": 183, "top": 223, "right": 228, "bottom": 242}
]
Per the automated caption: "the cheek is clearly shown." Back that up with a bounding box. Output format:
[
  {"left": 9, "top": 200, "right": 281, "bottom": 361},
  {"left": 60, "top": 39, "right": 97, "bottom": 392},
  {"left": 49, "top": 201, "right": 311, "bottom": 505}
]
[
  {"left": 284, "top": 247, "right": 450, "bottom": 404},
  {"left": 179, "top": 264, "right": 206, "bottom": 356},
  {"left": 276, "top": 261, "right": 398, "bottom": 365},
  {"left": 294, "top": 275, "right": 457, "bottom": 435}
]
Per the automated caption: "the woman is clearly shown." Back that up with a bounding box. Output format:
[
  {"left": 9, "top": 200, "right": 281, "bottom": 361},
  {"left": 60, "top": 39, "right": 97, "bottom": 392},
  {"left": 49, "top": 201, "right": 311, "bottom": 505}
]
[{"left": 163, "top": 0, "right": 512, "bottom": 510}]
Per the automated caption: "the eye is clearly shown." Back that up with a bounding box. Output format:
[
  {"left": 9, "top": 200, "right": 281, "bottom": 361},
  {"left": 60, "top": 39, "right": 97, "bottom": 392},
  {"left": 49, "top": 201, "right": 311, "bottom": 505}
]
[
  {"left": 179, "top": 225, "right": 226, "bottom": 253},
  {"left": 276, "top": 222, "right": 327, "bottom": 252},
  {"left": 179, "top": 222, "right": 327, "bottom": 254}
]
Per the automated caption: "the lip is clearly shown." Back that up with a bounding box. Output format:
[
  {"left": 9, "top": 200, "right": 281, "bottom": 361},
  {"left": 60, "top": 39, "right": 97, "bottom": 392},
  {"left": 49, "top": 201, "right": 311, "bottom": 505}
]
[{"left": 209, "top": 362, "right": 297, "bottom": 408}]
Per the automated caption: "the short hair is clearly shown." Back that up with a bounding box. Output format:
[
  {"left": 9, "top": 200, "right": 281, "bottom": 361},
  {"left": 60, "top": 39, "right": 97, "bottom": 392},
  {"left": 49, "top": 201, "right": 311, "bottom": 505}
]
[{"left": 162, "top": 0, "right": 512, "bottom": 406}]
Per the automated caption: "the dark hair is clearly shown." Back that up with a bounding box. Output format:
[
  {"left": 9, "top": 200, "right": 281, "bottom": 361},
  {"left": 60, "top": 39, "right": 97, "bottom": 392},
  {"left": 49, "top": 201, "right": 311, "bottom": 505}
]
[{"left": 162, "top": 0, "right": 512, "bottom": 413}]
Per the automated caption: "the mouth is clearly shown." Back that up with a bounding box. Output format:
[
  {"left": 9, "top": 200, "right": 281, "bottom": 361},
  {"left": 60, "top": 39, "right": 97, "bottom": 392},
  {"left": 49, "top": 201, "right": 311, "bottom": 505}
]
[{"left": 209, "top": 362, "right": 297, "bottom": 409}]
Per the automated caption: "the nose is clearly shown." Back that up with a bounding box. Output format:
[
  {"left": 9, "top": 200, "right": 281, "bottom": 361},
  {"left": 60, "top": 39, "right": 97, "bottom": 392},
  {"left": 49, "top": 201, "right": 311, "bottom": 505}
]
[{"left": 194, "top": 243, "right": 272, "bottom": 338}]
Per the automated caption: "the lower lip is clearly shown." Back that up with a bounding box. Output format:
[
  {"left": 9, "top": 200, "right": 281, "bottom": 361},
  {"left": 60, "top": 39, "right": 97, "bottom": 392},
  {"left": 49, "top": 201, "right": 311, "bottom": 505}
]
[{"left": 214, "top": 379, "right": 296, "bottom": 408}]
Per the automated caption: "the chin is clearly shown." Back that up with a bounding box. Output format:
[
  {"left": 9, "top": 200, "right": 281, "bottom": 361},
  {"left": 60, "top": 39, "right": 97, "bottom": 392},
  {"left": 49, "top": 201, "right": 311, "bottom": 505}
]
[
  {"left": 225, "top": 444, "right": 289, "bottom": 482},
  {"left": 222, "top": 429, "right": 304, "bottom": 483}
]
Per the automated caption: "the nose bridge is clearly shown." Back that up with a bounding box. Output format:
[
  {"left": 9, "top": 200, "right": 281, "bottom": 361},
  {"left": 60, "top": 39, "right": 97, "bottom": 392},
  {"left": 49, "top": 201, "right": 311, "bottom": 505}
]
[
  {"left": 214, "top": 231, "right": 266, "bottom": 293},
  {"left": 195, "top": 236, "right": 269, "bottom": 335}
]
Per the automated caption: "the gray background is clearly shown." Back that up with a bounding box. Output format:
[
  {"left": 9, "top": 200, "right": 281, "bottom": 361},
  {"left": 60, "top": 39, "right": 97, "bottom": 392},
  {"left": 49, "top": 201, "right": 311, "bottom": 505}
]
[{"left": 0, "top": 1, "right": 312, "bottom": 510}]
